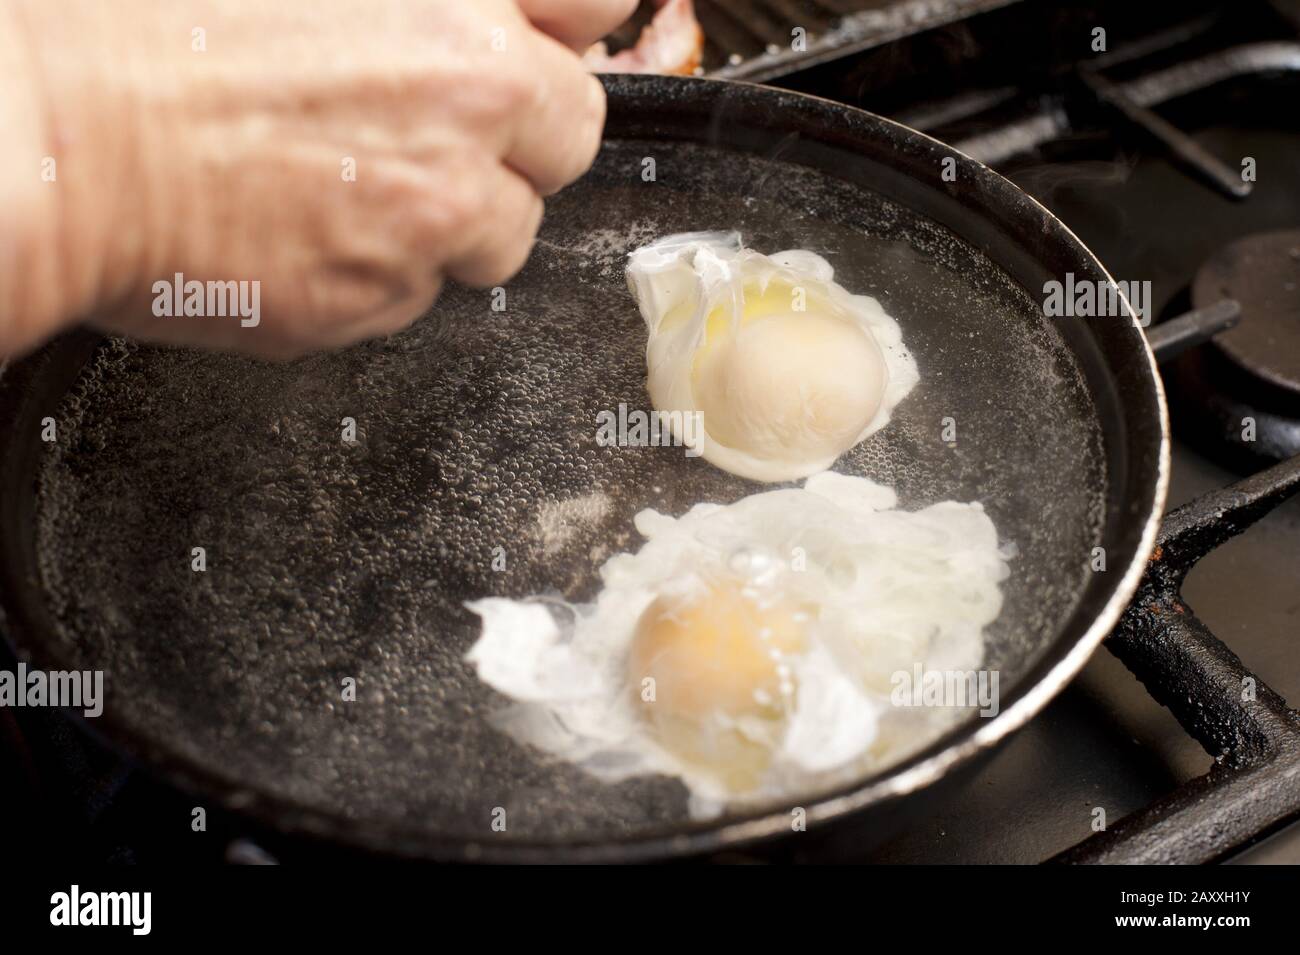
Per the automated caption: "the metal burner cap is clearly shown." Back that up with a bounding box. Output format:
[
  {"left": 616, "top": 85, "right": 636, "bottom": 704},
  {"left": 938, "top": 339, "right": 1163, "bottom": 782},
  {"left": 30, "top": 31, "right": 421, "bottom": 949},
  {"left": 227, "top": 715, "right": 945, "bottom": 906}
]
[{"left": 1193, "top": 229, "right": 1300, "bottom": 397}]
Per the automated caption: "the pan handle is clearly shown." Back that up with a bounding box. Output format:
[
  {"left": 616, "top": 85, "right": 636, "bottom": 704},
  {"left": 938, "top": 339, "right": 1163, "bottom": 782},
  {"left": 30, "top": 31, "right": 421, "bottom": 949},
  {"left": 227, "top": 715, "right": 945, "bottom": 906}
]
[{"left": 1145, "top": 299, "right": 1241, "bottom": 364}]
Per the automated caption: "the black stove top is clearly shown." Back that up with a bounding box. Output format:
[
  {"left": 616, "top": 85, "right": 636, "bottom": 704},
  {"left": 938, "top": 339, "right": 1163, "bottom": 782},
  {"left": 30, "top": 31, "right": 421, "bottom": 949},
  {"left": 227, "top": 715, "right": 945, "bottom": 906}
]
[
  {"left": 782, "top": 0, "right": 1300, "bottom": 863},
  {"left": 4, "top": 0, "right": 1299, "bottom": 865}
]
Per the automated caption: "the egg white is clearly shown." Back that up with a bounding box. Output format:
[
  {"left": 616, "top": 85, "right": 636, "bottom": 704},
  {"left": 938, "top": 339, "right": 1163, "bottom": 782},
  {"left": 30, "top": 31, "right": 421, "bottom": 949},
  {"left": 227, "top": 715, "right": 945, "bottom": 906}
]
[
  {"left": 626, "top": 232, "right": 919, "bottom": 482},
  {"left": 466, "top": 472, "right": 1009, "bottom": 819}
]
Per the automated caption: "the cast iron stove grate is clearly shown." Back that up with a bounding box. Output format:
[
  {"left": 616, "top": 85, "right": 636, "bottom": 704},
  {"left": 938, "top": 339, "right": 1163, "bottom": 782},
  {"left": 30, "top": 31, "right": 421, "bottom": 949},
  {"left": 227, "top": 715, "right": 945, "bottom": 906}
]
[
  {"left": 1053, "top": 452, "right": 1300, "bottom": 863},
  {"left": 605, "top": 0, "right": 1023, "bottom": 81}
]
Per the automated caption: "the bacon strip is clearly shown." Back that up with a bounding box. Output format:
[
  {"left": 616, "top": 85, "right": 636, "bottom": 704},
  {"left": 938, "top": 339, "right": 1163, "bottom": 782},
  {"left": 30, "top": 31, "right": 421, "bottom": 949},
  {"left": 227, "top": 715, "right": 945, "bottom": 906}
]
[{"left": 584, "top": 0, "right": 705, "bottom": 76}]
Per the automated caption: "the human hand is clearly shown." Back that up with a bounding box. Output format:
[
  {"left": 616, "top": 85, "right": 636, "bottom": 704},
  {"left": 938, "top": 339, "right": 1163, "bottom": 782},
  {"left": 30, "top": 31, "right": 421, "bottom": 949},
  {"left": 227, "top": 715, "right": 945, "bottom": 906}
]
[{"left": 1, "top": 0, "right": 636, "bottom": 358}]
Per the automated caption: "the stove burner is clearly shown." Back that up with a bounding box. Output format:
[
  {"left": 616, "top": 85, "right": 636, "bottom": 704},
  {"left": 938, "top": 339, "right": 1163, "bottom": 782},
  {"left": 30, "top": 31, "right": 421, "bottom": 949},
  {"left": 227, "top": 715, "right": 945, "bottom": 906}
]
[
  {"left": 1167, "top": 230, "right": 1300, "bottom": 469},
  {"left": 1193, "top": 230, "right": 1300, "bottom": 394}
]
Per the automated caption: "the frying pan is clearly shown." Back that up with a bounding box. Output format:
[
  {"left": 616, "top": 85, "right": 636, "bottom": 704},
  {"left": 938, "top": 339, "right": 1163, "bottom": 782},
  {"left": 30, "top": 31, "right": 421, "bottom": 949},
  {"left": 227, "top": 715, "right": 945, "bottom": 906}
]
[{"left": 0, "top": 75, "right": 1167, "bottom": 861}]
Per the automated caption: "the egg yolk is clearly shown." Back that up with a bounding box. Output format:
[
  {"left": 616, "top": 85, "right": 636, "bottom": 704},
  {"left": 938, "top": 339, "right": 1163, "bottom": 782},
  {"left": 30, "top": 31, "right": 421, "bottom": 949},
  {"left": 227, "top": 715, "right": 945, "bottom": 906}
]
[
  {"left": 628, "top": 579, "right": 806, "bottom": 790},
  {"left": 689, "top": 281, "right": 888, "bottom": 467}
]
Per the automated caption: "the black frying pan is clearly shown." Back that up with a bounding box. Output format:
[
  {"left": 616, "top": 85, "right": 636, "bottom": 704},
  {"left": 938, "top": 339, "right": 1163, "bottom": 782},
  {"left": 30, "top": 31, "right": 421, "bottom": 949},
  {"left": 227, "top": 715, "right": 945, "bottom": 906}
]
[{"left": 0, "top": 75, "right": 1167, "bottom": 861}]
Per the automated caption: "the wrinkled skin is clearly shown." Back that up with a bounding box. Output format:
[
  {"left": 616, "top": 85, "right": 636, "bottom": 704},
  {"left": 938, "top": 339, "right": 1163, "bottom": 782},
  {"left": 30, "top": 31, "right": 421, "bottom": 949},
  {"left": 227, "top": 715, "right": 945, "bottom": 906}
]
[{"left": 0, "top": 0, "right": 636, "bottom": 358}]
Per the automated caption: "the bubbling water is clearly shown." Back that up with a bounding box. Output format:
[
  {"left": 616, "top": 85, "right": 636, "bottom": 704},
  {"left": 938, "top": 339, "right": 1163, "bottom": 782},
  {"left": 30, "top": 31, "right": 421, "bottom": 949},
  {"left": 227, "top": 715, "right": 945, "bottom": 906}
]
[{"left": 32, "top": 140, "right": 1104, "bottom": 842}]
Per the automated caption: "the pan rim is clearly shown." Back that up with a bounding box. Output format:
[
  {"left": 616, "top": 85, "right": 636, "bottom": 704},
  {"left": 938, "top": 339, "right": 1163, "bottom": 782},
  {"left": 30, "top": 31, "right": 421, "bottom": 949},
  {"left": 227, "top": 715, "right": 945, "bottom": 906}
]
[{"left": 0, "top": 73, "right": 1170, "bottom": 862}]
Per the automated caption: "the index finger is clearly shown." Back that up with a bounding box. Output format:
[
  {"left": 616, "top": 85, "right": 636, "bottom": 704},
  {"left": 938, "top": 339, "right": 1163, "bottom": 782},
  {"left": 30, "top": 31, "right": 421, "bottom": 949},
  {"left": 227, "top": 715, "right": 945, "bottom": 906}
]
[{"left": 515, "top": 0, "right": 638, "bottom": 52}]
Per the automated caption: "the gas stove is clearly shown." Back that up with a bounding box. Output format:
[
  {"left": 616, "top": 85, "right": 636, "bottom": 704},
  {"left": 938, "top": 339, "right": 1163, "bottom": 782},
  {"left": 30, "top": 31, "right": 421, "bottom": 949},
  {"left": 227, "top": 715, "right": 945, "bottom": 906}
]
[
  {"left": 3, "top": 0, "right": 1299, "bottom": 864},
  {"left": 768, "top": 0, "right": 1300, "bottom": 863}
]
